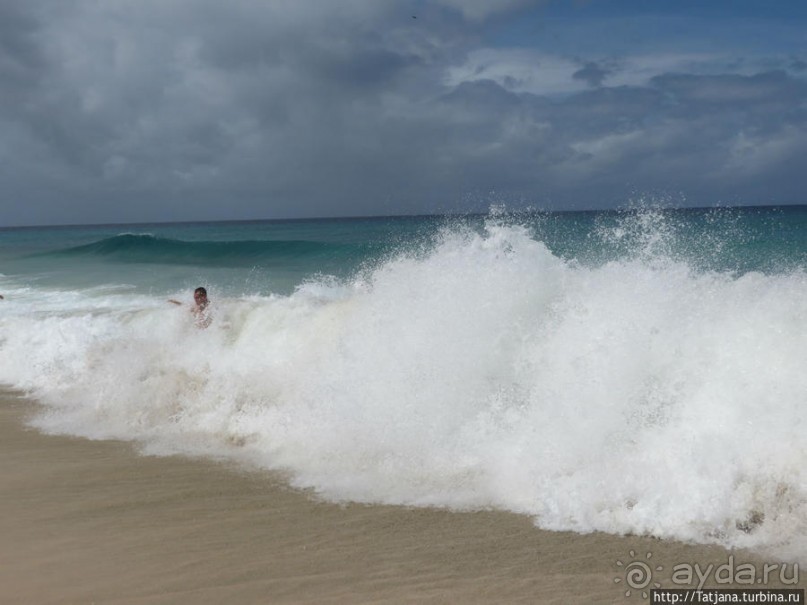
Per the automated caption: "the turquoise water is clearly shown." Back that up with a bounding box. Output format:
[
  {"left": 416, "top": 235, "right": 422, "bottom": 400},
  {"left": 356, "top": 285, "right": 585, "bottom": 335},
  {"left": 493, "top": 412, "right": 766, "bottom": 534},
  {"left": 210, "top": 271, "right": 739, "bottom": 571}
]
[
  {"left": 1, "top": 206, "right": 805, "bottom": 296},
  {"left": 0, "top": 216, "right": 443, "bottom": 295},
  {"left": 1, "top": 205, "right": 806, "bottom": 559}
]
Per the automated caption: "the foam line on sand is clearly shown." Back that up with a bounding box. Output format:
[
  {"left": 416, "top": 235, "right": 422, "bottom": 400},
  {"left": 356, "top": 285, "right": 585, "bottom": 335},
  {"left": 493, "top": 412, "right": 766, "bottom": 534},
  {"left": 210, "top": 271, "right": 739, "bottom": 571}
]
[{"left": 1, "top": 389, "right": 802, "bottom": 604}]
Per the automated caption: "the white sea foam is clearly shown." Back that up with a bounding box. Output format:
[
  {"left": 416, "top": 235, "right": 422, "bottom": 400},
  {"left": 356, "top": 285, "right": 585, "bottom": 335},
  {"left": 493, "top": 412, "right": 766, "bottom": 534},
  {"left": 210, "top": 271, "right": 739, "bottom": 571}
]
[{"left": 1, "top": 219, "right": 806, "bottom": 558}]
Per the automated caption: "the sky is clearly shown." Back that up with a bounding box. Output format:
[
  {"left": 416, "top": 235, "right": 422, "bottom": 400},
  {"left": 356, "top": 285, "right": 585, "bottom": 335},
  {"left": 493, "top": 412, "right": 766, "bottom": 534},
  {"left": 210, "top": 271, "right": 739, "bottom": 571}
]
[{"left": 1, "top": 0, "right": 806, "bottom": 226}]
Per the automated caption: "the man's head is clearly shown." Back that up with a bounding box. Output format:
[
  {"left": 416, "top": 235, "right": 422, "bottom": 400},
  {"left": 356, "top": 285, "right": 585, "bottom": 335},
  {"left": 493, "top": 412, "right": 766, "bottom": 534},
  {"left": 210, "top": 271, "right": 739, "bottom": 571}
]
[{"left": 194, "top": 287, "right": 208, "bottom": 306}]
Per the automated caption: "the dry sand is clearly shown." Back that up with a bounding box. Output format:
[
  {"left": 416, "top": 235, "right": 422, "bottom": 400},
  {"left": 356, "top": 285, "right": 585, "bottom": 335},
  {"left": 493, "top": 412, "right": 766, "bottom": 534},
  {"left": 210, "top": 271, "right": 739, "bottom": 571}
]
[{"left": 1, "top": 389, "right": 803, "bottom": 604}]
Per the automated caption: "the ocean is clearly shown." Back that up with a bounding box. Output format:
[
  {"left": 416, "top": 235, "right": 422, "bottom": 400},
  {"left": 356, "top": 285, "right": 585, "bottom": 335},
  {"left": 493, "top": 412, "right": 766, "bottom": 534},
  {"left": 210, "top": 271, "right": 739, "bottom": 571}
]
[{"left": 1, "top": 205, "right": 806, "bottom": 560}]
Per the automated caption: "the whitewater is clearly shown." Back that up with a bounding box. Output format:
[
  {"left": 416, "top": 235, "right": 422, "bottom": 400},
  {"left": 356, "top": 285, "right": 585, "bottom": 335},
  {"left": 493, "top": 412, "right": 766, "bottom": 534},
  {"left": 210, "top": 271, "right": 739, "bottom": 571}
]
[{"left": 1, "top": 207, "right": 806, "bottom": 560}]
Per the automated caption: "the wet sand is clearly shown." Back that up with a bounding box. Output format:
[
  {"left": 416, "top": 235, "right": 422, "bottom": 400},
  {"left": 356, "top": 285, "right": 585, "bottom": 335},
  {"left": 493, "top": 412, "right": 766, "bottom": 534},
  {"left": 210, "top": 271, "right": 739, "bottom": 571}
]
[{"left": 1, "top": 390, "right": 803, "bottom": 604}]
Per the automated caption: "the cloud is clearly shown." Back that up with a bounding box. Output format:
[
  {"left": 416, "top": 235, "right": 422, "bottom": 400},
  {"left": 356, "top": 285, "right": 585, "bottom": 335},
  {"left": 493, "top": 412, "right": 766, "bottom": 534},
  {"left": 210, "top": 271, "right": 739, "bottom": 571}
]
[
  {"left": 0, "top": 1, "right": 806, "bottom": 224},
  {"left": 1, "top": 0, "right": 447, "bottom": 220},
  {"left": 650, "top": 70, "right": 804, "bottom": 106},
  {"left": 433, "top": 0, "right": 538, "bottom": 21},
  {"left": 572, "top": 62, "right": 611, "bottom": 88},
  {"left": 433, "top": 67, "right": 807, "bottom": 205},
  {"left": 445, "top": 49, "right": 590, "bottom": 96}
]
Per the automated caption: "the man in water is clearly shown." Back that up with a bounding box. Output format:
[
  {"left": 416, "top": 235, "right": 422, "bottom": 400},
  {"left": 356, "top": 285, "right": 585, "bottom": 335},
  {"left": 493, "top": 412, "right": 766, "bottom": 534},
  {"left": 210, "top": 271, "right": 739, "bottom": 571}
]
[{"left": 169, "top": 287, "right": 212, "bottom": 328}]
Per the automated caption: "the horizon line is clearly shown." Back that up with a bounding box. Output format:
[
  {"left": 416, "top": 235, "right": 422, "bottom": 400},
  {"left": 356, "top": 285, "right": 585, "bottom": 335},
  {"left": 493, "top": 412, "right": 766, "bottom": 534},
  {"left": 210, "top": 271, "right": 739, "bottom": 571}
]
[{"left": 1, "top": 202, "right": 805, "bottom": 231}]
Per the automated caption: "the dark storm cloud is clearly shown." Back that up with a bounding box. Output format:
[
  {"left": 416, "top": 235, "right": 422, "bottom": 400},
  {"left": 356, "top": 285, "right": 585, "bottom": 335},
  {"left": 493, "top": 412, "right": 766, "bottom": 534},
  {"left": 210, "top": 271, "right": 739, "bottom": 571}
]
[
  {"left": 427, "top": 67, "right": 807, "bottom": 206},
  {"left": 650, "top": 70, "right": 806, "bottom": 109},
  {"left": 0, "top": 2, "right": 51, "bottom": 85},
  {"left": 0, "top": 0, "right": 460, "bottom": 223},
  {"left": 572, "top": 62, "right": 611, "bottom": 88},
  {"left": 0, "top": 0, "right": 805, "bottom": 225}
]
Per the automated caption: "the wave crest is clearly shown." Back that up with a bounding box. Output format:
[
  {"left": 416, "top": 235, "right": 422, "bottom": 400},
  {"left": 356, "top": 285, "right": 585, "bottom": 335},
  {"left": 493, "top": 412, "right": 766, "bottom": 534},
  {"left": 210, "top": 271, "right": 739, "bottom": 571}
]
[{"left": 43, "top": 233, "right": 381, "bottom": 268}]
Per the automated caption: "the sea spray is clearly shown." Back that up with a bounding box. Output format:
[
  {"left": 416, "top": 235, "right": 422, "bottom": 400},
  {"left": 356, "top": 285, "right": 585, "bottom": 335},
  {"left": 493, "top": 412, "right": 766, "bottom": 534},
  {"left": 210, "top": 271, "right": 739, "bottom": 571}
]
[{"left": 1, "top": 210, "right": 806, "bottom": 559}]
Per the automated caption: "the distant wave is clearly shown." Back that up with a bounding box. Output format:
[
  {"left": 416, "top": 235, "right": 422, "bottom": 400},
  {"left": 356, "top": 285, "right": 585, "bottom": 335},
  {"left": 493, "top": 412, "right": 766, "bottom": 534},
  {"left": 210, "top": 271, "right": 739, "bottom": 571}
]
[{"left": 41, "top": 233, "right": 384, "bottom": 267}]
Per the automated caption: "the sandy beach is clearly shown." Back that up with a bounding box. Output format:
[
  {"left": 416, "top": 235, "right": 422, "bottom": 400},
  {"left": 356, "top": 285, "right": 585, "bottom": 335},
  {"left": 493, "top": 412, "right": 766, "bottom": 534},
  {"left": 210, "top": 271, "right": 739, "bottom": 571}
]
[{"left": 1, "top": 389, "right": 803, "bottom": 605}]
